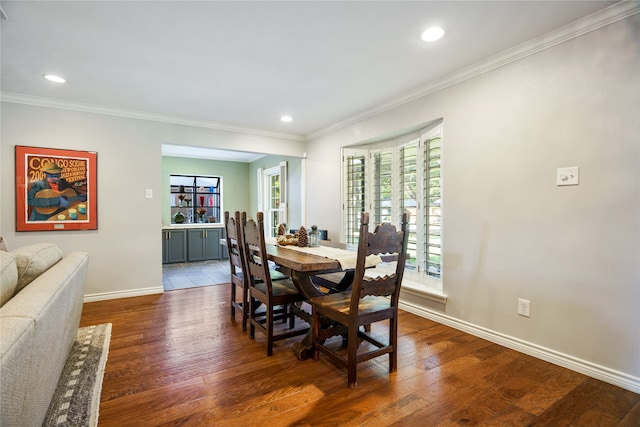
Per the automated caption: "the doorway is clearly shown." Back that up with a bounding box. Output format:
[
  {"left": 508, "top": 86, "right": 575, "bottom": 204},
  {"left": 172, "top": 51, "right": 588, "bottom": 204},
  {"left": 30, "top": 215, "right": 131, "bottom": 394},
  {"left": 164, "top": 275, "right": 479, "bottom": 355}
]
[{"left": 162, "top": 260, "right": 229, "bottom": 291}]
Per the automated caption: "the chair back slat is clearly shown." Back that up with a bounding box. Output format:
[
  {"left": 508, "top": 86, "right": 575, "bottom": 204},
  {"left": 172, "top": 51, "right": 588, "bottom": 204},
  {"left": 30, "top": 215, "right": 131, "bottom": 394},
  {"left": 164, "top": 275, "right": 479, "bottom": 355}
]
[
  {"left": 361, "top": 276, "right": 397, "bottom": 298},
  {"left": 224, "top": 211, "right": 245, "bottom": 275},
  {"left": 365, "top": 223, "right": 406, "bottom": 257},
  {"left": 241, "top": 212, "right": 273, "bottom": 293},
  {"left": 351, "top": 212, "right": 410, "bottom": 307}
]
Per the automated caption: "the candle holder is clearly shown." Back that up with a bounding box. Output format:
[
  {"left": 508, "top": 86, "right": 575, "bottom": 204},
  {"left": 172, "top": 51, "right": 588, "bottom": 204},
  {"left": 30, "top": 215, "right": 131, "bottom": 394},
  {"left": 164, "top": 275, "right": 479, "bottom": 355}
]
[{"left": 309, "top": 225, "right": 321, "bottom": 247}]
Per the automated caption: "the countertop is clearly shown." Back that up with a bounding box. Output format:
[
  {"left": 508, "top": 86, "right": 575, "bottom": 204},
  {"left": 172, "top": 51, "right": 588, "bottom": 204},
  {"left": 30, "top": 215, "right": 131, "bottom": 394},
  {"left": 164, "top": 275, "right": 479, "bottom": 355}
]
[{"left": 162, "top": 223, "right": 225, "bottom": 230}]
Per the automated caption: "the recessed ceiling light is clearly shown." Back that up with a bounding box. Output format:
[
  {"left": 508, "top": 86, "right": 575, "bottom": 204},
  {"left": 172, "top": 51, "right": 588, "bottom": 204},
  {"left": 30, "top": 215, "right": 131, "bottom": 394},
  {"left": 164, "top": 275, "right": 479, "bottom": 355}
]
[
  {"left": 281, "top": 115, "right": 293, "bottom": 122},
  {"left": 43, "top": 74, "right": 66, "bottom": 83},
  {"left": 421, "top": 27, "right": 444, "bottom": 42}
]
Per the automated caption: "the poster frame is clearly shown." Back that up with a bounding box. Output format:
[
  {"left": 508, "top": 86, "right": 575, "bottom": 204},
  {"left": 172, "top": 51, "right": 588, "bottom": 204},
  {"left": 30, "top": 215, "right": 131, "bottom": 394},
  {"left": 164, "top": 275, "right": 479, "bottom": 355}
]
[{"left": 15, "top": 145, "right": 98, "bottom": 231}]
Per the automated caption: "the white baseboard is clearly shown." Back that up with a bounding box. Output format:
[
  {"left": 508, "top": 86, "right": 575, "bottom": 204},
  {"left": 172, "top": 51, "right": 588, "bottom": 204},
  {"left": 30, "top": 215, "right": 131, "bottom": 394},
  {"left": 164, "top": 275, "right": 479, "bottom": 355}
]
[
  {"left": 399, "top": 299, "right": 640, "bottom": 394},
  {"left": 83, "top": 286, "right": 164, "bottom": 303}
]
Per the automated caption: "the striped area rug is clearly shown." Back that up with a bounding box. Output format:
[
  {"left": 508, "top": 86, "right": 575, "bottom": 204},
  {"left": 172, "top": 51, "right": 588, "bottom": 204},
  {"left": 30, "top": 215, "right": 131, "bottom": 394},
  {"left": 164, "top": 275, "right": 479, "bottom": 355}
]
[{"left": 43, "top": 323, "right": 111, "bottom": 427}]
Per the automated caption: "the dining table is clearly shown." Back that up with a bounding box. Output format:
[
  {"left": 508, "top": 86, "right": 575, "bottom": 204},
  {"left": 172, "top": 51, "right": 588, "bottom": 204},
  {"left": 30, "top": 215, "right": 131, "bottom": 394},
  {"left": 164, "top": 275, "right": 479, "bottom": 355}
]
[
  {"left": 220, "top": 234, "right": 381, "bottom": 358},
  {"left": 264, "top": 237, "right": 381, "bottom": 359}
]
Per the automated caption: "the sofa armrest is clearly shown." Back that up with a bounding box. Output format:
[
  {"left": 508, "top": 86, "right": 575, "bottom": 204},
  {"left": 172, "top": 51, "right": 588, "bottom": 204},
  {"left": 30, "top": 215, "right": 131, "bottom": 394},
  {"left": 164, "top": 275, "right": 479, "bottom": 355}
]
[
  {"left": 0, "top": 251, "right": 89, "bottom": 427},
  {"left": 0, "top": 317, "right": 35, "bottom": 427}
]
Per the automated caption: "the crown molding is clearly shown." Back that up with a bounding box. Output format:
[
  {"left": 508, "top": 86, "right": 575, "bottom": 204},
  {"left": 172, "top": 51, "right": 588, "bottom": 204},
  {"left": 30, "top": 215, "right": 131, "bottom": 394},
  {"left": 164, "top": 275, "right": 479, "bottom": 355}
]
[
  {"left": 307, "top": 0, "right": 640, "bottom": 141},
  {"left": 0, "top": 92, "right": 306, "bottom": 142},
  {"left": 2, "top": 2, "right": 636, "bottom": 143}
]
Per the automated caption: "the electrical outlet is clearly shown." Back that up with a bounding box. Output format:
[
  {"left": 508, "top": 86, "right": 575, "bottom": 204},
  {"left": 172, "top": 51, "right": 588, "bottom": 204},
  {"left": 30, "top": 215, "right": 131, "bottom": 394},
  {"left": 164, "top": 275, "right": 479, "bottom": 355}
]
[{"left": 518, "top": 298, "right": 530, "bottom": 317}]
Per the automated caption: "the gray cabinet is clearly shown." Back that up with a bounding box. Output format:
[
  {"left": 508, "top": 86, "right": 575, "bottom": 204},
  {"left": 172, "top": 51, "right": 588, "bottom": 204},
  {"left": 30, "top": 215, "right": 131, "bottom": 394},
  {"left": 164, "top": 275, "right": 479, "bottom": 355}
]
[
  {"left": 187, "top": 228, "right": 223, "bottom": 261},
  {"left": 162, "top": 229, "right": 187, "bottom": 264}
]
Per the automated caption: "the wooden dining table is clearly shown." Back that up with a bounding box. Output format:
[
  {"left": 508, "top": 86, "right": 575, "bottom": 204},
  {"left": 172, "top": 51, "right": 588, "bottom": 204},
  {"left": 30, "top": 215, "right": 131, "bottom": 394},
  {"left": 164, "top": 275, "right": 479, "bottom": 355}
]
[
  {"left": 266, "top": 244, "right": 343, "bottom": 295},
  {"left": 219, "top": 236, "right": 379, "bottom": 359},
  {"left": 264, "top": 241, "right": 353, "bottom": 359}
]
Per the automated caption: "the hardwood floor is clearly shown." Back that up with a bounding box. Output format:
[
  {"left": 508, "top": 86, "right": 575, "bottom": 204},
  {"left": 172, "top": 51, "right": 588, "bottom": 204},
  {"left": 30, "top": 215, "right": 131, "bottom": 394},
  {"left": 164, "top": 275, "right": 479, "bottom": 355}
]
[{"left": 80, "top": 284, "right": 640, "bottom": 426}]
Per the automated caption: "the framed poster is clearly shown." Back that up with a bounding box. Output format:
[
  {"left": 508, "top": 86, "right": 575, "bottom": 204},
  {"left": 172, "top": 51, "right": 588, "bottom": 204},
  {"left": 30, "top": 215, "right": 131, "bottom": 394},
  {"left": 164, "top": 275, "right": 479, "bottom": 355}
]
[{"left": 15, "top": 146, "right": 98, "bottom": 231}]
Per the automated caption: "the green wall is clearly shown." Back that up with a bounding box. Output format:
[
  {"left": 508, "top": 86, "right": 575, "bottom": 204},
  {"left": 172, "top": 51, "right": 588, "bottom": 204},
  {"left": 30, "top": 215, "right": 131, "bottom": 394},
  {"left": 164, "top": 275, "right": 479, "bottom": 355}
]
[
  {"left": 161, "top": 155, "right": 302, "bottom": 227},
  {"left": 250, "top": 155, "right": 303, "bottom": 229},
  {"left": 162, "top": 156, "right": 250, "bottom": 225}
]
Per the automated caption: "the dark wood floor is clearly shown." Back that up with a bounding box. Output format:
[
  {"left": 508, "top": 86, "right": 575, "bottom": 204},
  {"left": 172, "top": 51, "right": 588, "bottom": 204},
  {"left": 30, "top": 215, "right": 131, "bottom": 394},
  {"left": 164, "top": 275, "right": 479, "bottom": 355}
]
[{"left": 80, "top": 284, "right": 640, "bottom": 426}]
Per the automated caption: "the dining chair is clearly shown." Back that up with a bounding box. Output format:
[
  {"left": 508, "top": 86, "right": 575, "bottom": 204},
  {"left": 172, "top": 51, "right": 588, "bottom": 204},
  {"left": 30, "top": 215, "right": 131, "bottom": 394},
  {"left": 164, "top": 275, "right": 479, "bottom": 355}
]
[
  {"left": 225, "top": 211, "right": 289, "bottom": 332},
  {"left": 224, "top": 210, "right": 250, "bottom": 331},
  {"left": 241, "top": 211, "right": 309, "bottom": 356},
  {"left": 310, "top": 211, "right": 409, "bottom": 388}
]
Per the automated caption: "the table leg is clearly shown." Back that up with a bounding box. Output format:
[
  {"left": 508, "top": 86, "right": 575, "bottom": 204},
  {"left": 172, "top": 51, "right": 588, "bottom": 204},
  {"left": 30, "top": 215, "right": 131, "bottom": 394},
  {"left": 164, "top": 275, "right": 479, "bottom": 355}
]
[
  {"left": 289, "top": 271, "right": 326, "bottom": 298},
  {"left": 288, "top": 271, "right": 330, "bottom": 360}
]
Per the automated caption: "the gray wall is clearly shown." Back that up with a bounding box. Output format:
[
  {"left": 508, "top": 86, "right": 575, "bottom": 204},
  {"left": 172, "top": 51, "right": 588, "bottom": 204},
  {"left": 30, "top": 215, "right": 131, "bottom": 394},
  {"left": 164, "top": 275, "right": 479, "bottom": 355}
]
[
  {"left": 0, "top": 104, "right": 305, "bottom": 299},
  {"left": 304, "top": 16, "right": 639, "bottom": 387}
]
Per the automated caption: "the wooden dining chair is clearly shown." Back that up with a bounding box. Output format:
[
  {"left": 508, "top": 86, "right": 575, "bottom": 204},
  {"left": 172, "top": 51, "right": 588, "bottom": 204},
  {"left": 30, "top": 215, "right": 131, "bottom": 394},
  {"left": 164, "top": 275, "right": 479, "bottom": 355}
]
[
  {"left": 241, "top": 211, "right": 309, "bottom": 356},
  {"left": 224, "top": 210, "right": 251, "bottom": 331},
  {"left": 310, "top": 211, "right": 409, "bottom": 388},
  {"left": 225, "top": 211, "right": 289, "bottom": 332}
]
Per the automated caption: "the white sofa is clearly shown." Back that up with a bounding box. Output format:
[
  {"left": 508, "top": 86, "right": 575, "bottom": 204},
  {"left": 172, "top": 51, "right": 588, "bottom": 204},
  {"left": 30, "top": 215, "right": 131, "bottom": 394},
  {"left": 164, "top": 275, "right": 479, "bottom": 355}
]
[{"left": 0, "top": 239, "right": 89, "bottom": 427}]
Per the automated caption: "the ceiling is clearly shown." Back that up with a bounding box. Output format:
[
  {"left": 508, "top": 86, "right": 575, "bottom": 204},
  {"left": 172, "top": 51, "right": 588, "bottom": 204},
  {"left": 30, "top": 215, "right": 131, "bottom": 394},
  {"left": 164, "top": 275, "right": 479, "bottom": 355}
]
[{"left": 0, "top": 0, "right": 619, "bottom": 147}]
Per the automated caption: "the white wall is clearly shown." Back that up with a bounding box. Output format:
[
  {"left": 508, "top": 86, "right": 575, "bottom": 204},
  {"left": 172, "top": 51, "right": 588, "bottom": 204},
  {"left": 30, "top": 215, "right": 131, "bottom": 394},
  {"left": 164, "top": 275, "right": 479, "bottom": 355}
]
[
  {"left": 0, "top": 104, "right": 305, "bottom": 299},
  {"left": 304, "top": 17, "right": 640, "bottom": 389}
]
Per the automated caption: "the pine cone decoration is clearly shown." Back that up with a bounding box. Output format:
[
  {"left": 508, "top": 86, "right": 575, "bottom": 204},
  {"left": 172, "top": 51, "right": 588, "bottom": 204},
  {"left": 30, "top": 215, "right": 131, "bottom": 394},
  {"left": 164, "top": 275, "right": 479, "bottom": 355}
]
[
  {"left": 277, "top": 223, "right": 287, "bottom": 236},
  {"left": 297, "top": 226, "right": 308, "bottom": 247}
]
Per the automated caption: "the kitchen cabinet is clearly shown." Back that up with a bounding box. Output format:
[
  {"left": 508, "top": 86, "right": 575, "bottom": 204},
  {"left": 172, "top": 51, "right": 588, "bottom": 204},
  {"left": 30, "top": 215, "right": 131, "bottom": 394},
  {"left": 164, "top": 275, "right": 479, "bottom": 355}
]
[
  {"left": 187, "top": 228, "right": 223, "bottom": 261},
  {"left": 162, "top": 229, "right": 187, "bottom": 264}
]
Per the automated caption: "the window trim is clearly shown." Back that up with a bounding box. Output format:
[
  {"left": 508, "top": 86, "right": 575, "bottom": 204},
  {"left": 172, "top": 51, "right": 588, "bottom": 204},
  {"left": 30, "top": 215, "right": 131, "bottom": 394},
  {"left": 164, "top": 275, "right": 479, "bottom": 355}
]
[
  {"left": 258, "top": 162, "right": 288, "bottom": 237},
  {"left": 341, "top": 121, "right": 443, "bottom": 293},
  {"left": 169, "top": 174, "right": 222, "bottom": 224}
]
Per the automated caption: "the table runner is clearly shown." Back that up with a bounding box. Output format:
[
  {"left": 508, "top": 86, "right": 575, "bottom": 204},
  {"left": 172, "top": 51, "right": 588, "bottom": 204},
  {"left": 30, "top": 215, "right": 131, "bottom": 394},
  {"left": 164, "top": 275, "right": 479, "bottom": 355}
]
[{"left": 266, "top": 237, "right": 381, "bottom": 270}]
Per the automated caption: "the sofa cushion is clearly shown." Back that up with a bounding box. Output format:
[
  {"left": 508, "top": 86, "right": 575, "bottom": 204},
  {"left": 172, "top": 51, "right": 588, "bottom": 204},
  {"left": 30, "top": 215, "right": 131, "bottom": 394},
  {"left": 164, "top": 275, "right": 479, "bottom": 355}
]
[
  {"left": 12, "top": 243, "right": 63, "bottom": 294},
  {"left": 0, "top": 251, "right": 18, "bottom": 307},
  {"left": 0, "top": 236, "right": 8, "bottom": 252}
]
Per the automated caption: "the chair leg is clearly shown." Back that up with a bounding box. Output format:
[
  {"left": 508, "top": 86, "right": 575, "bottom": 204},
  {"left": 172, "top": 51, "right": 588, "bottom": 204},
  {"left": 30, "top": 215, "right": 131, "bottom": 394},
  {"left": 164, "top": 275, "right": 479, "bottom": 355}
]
[
  {"left": 241, "top": 285, "right": 249, "bottom": 332},
  {"left": 311, "top": 309, "right": 320, "bottom": 361},
  {"left": 230, "top": 283, "right": 236, "bottom": 317},
  {"left": 389, "top": 316, "right": 397, "bottom": 373},
  {"left": 347, "top": 322, "right": 359, "bottom": 388},
  {"left": 266, "top": 303, "right": 274, "bottom": 356},
  {"left": 249, "top": 297, "right": 256, "bottom": 340},
  {"left": 288, "top": 304, "right": 295, "bottom": 329}
]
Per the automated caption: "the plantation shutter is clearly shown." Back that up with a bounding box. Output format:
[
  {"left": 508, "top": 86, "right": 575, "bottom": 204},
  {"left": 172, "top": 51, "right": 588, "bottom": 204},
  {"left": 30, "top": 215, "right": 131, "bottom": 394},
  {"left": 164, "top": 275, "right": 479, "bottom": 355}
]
[{"left": 343, "top": 150, "right": 367, "bottom": 245}]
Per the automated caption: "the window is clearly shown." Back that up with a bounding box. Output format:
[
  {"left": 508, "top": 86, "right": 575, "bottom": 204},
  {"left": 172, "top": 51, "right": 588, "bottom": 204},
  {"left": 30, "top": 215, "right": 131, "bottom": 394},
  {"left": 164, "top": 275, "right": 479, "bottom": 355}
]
[
  {"left": 257, "top": 162, "right": 288, "bottom": 237},
  {"left": 344, "top": 151, "right": 366, "bottom": 245},
  {"left": 170, "top": 174, "right": 221, "bottom": 224},
  {"left": 342, "top": 122, "right": 443, "bottom": 290},
  {"left": 268, "top": 171, "right": 281, "bottom": 235}
]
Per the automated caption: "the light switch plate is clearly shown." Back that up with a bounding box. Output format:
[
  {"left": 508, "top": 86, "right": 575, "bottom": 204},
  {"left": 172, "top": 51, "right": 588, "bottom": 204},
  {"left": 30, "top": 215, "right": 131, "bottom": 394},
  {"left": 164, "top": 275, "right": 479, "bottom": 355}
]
[
  {"left": 557, "top": 167, "right": 579, "bottom": 186},
  {"left": 145, "top": 189, "right": 153, "bottom": 199}
]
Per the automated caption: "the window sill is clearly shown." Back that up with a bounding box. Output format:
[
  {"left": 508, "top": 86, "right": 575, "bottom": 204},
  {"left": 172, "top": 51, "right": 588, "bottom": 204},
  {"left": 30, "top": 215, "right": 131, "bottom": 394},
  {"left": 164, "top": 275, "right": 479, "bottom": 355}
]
[{"left": 400, "top": 279, "right": 448, "bottom": 304}]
